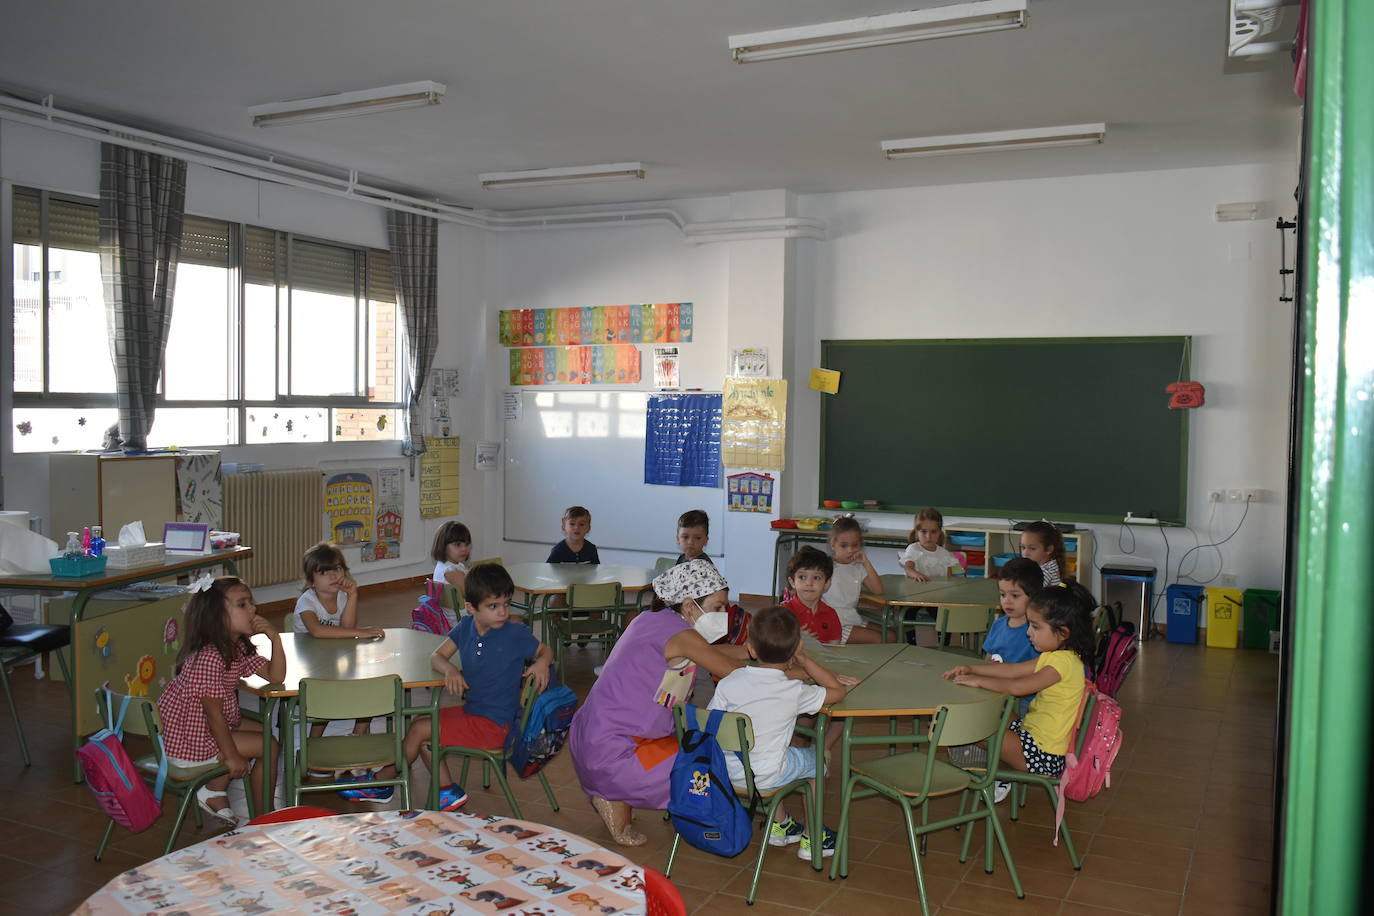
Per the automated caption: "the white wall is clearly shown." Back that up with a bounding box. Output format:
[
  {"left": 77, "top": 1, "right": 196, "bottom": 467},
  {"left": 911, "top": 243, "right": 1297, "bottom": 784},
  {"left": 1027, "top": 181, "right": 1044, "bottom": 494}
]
[
  {"left": 485, "top": 200, "right": 734, "bottom": 573},
  {"left": 2, "top": 112, "right": 1300, "bottom": 607},
  {"left": 790, "top": 163, "right": 1297, "bottom": 599},
  {"left": 0, "top": 121, "right": 491, "bottom": 604}
]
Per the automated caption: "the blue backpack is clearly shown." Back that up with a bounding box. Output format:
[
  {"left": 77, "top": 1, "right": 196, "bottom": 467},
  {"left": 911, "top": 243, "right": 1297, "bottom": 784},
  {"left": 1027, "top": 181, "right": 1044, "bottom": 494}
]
[
  {"left": 668, "top": 704, "right": 753, "bottom": 857},
  {"left": 505, "top": 678, "right": 578, "bottom": 779}
]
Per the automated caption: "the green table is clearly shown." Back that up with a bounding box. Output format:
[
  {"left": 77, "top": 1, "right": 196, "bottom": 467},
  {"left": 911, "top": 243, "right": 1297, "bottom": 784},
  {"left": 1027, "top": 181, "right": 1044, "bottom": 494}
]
[
  {"left": 861, "top": 574, "right": 1001, "bottom": 641},
  {"left": 0, "top": 547, "right": 252, "bottom": 781},
  {"left": 805, "top": 645, "right": 998, "bottom": 870},
  {"left": 506, "top": 562, "right": 657, "bottom": 643},
  {"left": 241, "top": 627, "right": 448, "bottom": 811}
]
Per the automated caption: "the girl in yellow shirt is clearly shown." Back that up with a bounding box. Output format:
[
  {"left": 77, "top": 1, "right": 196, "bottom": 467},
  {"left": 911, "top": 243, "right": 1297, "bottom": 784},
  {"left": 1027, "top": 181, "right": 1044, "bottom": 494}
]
[{"left": 942, "top": 582, "right": 1095, "bottom": 779}]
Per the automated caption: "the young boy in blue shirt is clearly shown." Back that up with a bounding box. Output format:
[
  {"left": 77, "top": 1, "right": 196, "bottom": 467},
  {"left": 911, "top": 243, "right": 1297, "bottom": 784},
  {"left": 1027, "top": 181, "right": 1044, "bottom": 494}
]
[
  {"left": 341, "top": 563, "right": 553, "bottom": 808},
  {"left": 546, "top": 505, "right": 600, "bottom": 564}
]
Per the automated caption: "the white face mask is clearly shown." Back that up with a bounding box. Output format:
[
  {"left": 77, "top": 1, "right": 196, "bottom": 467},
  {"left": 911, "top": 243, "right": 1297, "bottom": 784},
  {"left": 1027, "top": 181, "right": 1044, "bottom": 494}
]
[{"left": 688, "top": 598, "right": 729, "bottom": 644}]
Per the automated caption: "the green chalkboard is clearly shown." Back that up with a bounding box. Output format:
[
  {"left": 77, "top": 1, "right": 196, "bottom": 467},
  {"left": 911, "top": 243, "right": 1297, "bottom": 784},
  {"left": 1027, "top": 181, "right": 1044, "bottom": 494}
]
[{"left": 819, "top": 338, "right": 1190, "bottom": 524}]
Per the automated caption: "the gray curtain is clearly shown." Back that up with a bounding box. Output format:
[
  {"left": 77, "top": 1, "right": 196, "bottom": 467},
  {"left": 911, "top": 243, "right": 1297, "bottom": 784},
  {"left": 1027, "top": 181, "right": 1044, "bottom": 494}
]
[
  {"left": 98, "top": 144, "right": 187, "bottom": 451},
  {"left": 387, "top": 210, "right": 439, "bottom": 455}
]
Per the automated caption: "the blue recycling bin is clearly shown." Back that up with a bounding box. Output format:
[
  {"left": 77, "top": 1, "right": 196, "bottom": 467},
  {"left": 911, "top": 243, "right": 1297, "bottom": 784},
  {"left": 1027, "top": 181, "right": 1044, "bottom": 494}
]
[{"left": 1166, "top": 584, "right": 1205, "bottom": 644}]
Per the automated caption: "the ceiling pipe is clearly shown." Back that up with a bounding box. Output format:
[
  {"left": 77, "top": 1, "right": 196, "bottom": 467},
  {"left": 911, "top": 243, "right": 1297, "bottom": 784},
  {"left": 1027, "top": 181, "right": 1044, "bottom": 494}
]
[{"left": 0, "top": 92, "right": 823, "bottom": 240}]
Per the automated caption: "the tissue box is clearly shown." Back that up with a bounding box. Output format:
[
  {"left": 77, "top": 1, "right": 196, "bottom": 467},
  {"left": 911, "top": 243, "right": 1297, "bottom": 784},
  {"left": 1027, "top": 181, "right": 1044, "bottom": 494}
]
[
  {"left": 104, "top": 543, "right": 166, "bottom": 569},
  {"left": 49, "top": 555, "right": 107, "bottom": 578},
  {"left": 209, "top": 530, "right": 241, "bottom": 550}
]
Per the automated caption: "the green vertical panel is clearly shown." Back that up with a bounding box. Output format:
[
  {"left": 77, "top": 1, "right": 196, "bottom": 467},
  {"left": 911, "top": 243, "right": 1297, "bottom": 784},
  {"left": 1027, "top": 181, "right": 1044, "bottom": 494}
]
[{"left": 1283, "top": 1, "right": 1374, "bottom": 913}]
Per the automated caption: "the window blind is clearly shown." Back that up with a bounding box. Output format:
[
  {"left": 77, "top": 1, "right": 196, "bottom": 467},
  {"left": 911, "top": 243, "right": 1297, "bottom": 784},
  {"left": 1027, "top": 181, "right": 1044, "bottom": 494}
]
[{"left": 11, "top": 189, "right": 101, "bottom": 252}]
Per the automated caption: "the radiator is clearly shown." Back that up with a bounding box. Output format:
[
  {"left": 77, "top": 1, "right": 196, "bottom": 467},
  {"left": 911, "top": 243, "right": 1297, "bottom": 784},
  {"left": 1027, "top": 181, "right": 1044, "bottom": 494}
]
[{"left": 222, "top": 469, "right": 324, "bottom": 588}]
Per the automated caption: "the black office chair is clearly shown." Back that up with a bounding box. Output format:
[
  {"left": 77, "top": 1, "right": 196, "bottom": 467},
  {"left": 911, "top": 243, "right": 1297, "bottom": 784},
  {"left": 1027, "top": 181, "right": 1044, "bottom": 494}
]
[{"left": 0, "top": 603, "right": 72, "bottom": 766}]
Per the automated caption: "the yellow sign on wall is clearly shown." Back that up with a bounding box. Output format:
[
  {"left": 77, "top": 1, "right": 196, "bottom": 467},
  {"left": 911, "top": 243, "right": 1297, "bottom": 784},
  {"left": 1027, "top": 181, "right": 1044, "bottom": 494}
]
[
  {"left": 420, "top": 438, "right": 461, "bottom": 519},
  {"left": 722, "top": 378, "right": 787, "bottom": 470}
]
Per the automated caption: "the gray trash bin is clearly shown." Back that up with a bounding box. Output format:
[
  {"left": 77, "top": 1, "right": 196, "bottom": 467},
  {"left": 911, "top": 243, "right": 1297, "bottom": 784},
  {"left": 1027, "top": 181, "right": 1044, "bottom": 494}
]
[{"left": 1100, "top": 564, "right": 1158, "bottom": 643}]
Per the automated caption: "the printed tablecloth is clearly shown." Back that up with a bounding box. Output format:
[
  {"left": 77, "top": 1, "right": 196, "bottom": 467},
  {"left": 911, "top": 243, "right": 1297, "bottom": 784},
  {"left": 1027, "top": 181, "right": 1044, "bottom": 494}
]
[{"left": 77, "top": 810, "right": 646, "bottom": 916}]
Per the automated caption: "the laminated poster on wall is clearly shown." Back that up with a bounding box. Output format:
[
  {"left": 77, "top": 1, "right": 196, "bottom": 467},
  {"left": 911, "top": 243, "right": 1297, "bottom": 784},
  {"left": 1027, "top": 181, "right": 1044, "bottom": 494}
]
[
  {"left": 721, "top": 378, "right": 787, "bottom": 471},
  {"left": 731, "top": 347, "right": 769, "bottom": 378},
  {"left": 498, "top": 303, "right": 693, "bottom": 347},
  {"left": 362, "top": 467, "right": 405, "bottom": 562},
  {"left": 727, "top": 472, "right": 774, "bottom": 513},
  {"left": 428, "top": 368, "right": 460, "bottom": 397},
  {"left": 653, "top": 346, "right": 680, "bottom": 388},
  {"left": 420, "top": 438, "right": 462, "bottom": 518},
  {"left": 508, "top": 345, "right": 642, "bottom": 386},
  {"left": 325, "top": 470, "right": 377, "bottom": 548}
]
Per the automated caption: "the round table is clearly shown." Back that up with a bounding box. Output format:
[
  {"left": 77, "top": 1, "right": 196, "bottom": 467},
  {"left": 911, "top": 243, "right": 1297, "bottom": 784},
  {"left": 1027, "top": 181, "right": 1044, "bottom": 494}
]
[{"left": 77, "top": 810, "right": 647, "bottom": 915}]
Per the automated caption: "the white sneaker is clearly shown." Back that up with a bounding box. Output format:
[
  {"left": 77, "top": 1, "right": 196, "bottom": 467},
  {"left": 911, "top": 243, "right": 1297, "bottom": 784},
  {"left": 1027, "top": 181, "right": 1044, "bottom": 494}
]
[{"left": 993, "top": 781, "right": 1011, "bottom": 804}]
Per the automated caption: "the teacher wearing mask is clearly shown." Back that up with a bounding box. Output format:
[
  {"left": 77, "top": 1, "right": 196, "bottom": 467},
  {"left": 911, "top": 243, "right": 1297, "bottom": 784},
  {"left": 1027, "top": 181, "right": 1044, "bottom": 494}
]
[{"left": 569, "top": 560, "right": 746, "bottom": 846}]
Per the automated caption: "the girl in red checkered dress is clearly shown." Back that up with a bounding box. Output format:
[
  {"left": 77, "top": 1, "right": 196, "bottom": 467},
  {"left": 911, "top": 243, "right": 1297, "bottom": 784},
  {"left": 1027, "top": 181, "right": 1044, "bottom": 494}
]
[{"left": 157, "top": 576, "right": 285, "bottom": 826}]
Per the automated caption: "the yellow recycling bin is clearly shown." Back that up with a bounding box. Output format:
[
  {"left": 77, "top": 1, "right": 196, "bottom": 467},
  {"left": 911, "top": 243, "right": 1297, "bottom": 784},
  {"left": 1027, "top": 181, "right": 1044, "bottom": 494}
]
[{"left": 1205, "top": 587, "right": 1242, "bottom": 648}]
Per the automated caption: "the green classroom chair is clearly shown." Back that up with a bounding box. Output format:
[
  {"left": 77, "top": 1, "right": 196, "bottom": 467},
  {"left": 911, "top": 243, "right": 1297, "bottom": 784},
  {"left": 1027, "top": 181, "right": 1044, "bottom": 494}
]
[
  {"left": 287, "top": 675, "right": 409, "bottom": 808},
  {"left": 832, "top": 695, "right": 1022, "bottom": 914},
  {"left": 427, "top": 673, "right": 560, "bottom": 817},
  {"left": 933, "top": 605, "right": 995, "bottom": 657},
  {"left": 93, "top": 690, "right": 250, "bottom": 860},
  {"left": 551, "top": 582, "right": 625, "bottom": 671},
  {"left": 664, "top": 705, "right": 813, "bottom": 906},
  {"left": 654, "top": 556, "right": 677, "bottom": 573},
  {"left": 994, "top": 690, "right": 1099, "bottom": 869}
]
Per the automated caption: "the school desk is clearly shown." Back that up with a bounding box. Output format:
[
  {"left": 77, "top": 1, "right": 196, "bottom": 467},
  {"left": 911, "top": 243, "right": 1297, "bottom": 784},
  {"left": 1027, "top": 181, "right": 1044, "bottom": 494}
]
[
  {"left": 0, "top": 546, "right": 252, "bottom": 782},
  {"left": 506, "top": 562, "right": 657, "bottom": 642},
  {"left": 241, "top": 628, "right": 448, "bottom": 811},
  {"left": 861, "top": 574, "right": 1002, "bottom": 641},
  {"left": 77, "top": 809, "right": 646, "bottom": 914},
  {"left": 805, "top": 645, "right": 997, "bottom": 871}
]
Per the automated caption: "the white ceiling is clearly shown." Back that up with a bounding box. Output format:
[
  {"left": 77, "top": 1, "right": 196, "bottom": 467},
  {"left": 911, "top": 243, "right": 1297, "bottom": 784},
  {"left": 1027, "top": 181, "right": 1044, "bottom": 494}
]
[{"left": 0, "top": 0, "right": 1301, "bottom": 211}]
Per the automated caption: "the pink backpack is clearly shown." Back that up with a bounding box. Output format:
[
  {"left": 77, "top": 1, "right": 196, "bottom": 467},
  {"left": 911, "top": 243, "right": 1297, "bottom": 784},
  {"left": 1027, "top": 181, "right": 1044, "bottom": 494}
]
[
  {"left": 1052, "top": 681, "right": 1123, "bottom": 844},
  {"left": 79, "top": 690, "right": 165, "bottom": 833},
  {"left": 411, "top": 594, "right": 455, "bottom": 636}
]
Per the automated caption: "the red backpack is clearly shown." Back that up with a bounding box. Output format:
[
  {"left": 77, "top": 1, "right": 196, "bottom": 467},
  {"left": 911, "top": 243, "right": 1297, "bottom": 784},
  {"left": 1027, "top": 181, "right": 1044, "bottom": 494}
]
[
  {"left": 1052, "top": 681, "right": 1123, "bottom": 844},
  {"left": 79, "top": 690, "right": 165, "bottom": 834}
]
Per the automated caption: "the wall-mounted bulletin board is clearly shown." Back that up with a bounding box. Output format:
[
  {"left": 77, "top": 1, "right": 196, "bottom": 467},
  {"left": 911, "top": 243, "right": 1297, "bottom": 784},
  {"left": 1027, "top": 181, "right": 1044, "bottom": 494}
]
[{"left": 819, "top": 337, "right": 1191, "bottom": 524}]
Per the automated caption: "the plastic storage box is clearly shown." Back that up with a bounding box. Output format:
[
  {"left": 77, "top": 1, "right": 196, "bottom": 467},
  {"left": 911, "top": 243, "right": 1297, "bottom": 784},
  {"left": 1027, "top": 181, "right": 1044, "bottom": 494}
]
[
  {"left": 1166, "top": 584, "right": 1205, "bottom": 644},
  {"left": 49, "top": 555, "right": 107, "bottom": 578},
  {"left": 1206, "top": 587, "right": 1243, "bottom": 648},
  {"left": 947, "top": 532, "right": 986, "bottom": 547},
  {"left": 1242, "top": 588, "right": 1281, "bottom": 651}
]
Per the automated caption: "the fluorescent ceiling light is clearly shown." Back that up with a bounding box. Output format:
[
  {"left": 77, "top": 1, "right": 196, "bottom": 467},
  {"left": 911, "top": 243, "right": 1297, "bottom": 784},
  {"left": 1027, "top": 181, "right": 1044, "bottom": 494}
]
[
  {"left": 479, "top": 163, "right": 646, "bottom": 190},
  {"left": 881, "top": 123, "right": 1106, "bottom": 158},
  {"left": 249, "top": 81, "right": 445, "bottom": 127},
  {"left": 728, "top": 0, "right": 1028, "bottom": 62}
]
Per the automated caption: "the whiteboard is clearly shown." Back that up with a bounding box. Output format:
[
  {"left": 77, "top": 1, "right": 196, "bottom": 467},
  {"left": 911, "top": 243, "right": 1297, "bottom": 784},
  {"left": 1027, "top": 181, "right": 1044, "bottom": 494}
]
[{"left": 503, "top": 390, "right": 726, "bottom": 556}]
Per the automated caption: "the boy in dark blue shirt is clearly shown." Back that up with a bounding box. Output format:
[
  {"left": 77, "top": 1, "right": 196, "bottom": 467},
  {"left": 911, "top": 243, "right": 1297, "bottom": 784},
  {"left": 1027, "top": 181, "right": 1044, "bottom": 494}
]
[
  {"left": 546, "top": 505, "right": 600, "bottom": 564},
  {"left": 341, "top": 564, "right": 553, "bottom": 808}
]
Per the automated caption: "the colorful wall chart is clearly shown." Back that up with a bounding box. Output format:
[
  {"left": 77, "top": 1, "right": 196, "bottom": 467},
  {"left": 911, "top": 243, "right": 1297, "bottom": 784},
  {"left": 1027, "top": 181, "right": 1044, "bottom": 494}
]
[
  {"left": 325, "top": 471, "right": 375, "bottom": 545},
  {"left": 727, "top": 472, "right": 775, "bottom": 513},
  {"left": 721, "top": 378, "right": 788, "bottom": 470},
  {"left": 362, "top": 467, "right": 405, "bottom": 562},
  {"left": 499, "top": 303, "right": 693, "bottom": 346},
  {"left": 420, "top": 437, "right": 461, "bottom": 519},
  {"left": 509, "top": 345, "right": 641, "bottom": 386}
]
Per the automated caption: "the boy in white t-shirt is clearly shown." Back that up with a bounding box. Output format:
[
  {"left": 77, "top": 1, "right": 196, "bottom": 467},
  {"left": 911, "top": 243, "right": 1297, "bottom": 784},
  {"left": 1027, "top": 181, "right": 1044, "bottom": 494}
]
[{"left": 708, "top": 606, "right": 856, "bottom": 860}]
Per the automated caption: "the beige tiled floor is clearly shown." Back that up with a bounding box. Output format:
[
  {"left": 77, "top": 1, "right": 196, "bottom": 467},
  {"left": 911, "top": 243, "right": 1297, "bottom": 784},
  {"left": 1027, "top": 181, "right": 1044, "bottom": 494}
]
[{"left": 1, "top": 581, "right": 1278, "bottom": 913}]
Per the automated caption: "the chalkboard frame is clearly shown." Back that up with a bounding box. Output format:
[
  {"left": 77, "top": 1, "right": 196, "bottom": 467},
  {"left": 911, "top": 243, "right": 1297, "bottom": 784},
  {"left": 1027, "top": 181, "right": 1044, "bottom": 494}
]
[{"left": 818, "top": 337, "right": 1191, "bottom": 525}]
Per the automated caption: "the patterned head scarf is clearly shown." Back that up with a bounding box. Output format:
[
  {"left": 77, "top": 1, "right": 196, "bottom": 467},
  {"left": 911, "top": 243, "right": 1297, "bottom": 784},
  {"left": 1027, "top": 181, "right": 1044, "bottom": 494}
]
[{"left": 652, "top": 559, "right": 729, "bottom": 606}]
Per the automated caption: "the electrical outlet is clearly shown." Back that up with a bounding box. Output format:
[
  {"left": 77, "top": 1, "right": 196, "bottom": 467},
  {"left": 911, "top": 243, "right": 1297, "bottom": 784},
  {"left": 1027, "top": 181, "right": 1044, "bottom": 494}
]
[
  {"left": 1207, "top": 489, "right": 1223, "bottom": 503},
  {"left": 1227, "top": 489, "right": 1244, "bottom": 503},
  {"left": 1221, "top": 573, "right": 1238, "bottom": 587},
  {"left": 1242, "top": 488, "right": 1263, "bottom": 503}
]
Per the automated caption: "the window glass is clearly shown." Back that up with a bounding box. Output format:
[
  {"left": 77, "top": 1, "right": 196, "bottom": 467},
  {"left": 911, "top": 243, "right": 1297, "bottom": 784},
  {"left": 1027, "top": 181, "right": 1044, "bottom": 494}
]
[
  {"left": 10, "top": 408, "right": 118, "bottom": 453},
  {"left": 243, "top": 406, "right": 329, "bottom": 444},
  {"left": 148, "top": 407, "right": 237, "bottom": 449},
  {"left": 12, "top": 242, "right": 42, "bottom": 393},
  {"left": 290, "top": 240, "right": 358, "bottom": 397},
  {"left": 44, "top": 247, "right": 112, "bottom": 393}
]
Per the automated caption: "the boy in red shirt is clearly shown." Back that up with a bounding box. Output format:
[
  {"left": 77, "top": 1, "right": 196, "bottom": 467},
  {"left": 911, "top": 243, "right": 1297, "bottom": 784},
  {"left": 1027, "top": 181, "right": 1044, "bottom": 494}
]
[{"left": 781, "top": 547, "right": 844, "bottom": 645}]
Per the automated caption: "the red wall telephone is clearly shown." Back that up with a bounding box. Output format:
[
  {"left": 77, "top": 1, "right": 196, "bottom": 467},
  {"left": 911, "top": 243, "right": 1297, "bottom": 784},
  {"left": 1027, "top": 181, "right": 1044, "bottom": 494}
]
[{"left": 1166, "top": 381, "right": 1205, "bottom": 409}]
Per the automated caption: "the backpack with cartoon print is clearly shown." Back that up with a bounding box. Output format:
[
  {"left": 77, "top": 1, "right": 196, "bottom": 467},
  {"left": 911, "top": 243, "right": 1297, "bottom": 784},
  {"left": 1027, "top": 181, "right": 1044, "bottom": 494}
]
[{"left": 668, "top": 704, "right": 752, "bottom": 857}]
